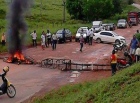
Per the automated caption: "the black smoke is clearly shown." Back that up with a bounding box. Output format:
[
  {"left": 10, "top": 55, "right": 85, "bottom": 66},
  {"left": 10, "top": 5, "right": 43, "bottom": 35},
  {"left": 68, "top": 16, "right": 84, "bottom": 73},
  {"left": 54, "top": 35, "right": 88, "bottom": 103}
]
[{"left": 7, "top": 0, "right": 32, "bottom": 55}]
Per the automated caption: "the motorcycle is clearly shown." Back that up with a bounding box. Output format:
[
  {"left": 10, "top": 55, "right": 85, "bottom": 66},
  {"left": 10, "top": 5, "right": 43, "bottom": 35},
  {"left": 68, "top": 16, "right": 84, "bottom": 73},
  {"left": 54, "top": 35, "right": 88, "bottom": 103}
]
[
  {"left": 117, "top": 51, "right": 133, "bottom": 70},
  {"left": 113, "top": 41, "right": 128, "bottom": 52},
  {"left": 0, "top": 66, "right": 16, "bottom": 98}
]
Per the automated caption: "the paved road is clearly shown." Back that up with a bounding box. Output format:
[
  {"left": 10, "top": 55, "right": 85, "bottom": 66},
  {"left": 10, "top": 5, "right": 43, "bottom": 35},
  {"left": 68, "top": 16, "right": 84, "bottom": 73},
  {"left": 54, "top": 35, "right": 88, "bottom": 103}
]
[{"left": 0, "top": 23, "right": 139, "bottom": 103}]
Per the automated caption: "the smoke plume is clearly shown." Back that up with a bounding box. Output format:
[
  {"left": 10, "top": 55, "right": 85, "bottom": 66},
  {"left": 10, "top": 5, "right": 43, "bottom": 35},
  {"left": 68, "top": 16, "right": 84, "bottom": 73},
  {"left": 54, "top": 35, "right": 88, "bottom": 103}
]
[{"left": 7, "top": 0, "right": 32, "bottom": 55}]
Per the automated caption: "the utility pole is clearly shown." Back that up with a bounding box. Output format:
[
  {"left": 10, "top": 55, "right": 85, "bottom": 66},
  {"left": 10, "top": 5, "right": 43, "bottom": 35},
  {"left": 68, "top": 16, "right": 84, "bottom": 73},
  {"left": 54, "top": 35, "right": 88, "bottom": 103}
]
[
  {"left": 87, "top": 0, "right": 89, "bottom": 22},
  {"left": 40, "top": 0, "right": 43, "bottom": 16},
  {"left": 62, "top": 0, "right": 66, "bottom": 22},
  {"left": 52, "top": 0, "right": 66, "bottom": 23}
]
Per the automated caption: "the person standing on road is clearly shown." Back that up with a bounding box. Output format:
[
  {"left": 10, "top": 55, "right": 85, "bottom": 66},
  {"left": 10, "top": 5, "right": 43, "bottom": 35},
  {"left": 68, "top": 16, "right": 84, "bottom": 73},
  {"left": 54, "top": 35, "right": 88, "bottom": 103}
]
[
  {"left": 62, "top": 28, "right": 66, "bottom": 43},
  {"left": 89, "top": 28, "right": 94, "bottom": 45},
  {"left": 129, "top": 35, "right": 139, "bottom": 61},
  {"left": 41, "top": 31, "right": 45, "bottom": 50},
  {"left": 30, "top": 30, "right": 37, "bottom": 47},
  {"left": 80, "top": 29, "right": 85, "bottom": 44},
  {"left": 86, "top": 27, "right": 90, "bottom": 44},
  {"left": 46, "top": 29, "right": 52, "bottom": 46},
  {"left": 52, "top": 33, "right": 57, "bottom": 50},
  {"left": 135, "top": 44, "right": 140, "bottom": 62},
  {"left": 110, "top": 50, "right": 117, "bottom": 76},
  {"left": 79, "top": 35, "right": 84, "bottom": 52},
  {"left": 1, "top": 33, "right": 6, "bottom": 46},
  {"left": 45, "top": 31, "right": 48, "bottom": 48}
]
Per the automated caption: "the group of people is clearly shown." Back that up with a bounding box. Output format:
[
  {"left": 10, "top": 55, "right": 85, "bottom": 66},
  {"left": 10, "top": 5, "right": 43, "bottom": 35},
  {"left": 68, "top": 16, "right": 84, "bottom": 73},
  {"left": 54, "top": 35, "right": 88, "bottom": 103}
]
[
  {"left": 110, "top": 33, "right": 140, "bottom": 76},
  {"left": 30, "top": 30, "right": 58, "bottom": 50},
  {"left": 79, "top": 28, "right": 95, "bottom": 52}
]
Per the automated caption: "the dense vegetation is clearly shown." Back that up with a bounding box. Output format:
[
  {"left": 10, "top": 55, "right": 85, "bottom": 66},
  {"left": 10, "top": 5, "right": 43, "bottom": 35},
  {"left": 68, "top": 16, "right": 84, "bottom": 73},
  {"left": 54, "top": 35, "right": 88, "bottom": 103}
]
[
  {"left": 32, "top": 63, "right": 140, "bottom": 103},
  {"left": 66, "top": 0, "right": 134, "bottom": 21}
]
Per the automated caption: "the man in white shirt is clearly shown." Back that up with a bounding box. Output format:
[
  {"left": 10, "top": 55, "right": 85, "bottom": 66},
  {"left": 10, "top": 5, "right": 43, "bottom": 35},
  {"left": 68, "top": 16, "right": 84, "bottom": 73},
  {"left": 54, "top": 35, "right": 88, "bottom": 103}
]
[
  {"left": 52, "top": 33, "right": 57, "bottom": 50},
  {"left": 89, "top": 28, "right": 94, "bottom": 45},
  {"left": 30, "top": 30, "right": 37, "bottom": 47},
  {"left": 41, "top": 31, "right": 45, "bottom": 50},
  {"left": 135, "top": 45, "right": 140, "bottom": 62}
]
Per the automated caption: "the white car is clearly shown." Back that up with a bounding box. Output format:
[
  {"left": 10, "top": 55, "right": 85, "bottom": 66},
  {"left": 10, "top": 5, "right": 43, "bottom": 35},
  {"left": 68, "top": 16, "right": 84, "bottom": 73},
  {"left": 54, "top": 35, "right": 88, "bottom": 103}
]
[
  {"left": 117, "top": 19, "right": 127, "bottom": 28},
  {"left": 93, "top": 31, "right": 126, "bottom": 44},
  {"left": 92, "top": 21, "right": 103, "bottom": 32},
  {"left": 75, "top": 27, "right": 88, "bottom": 42}
]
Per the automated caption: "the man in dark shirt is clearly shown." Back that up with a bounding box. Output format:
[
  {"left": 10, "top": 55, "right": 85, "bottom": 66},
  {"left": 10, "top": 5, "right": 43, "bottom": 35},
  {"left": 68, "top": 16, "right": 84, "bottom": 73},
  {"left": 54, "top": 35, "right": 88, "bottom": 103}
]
[
  {"left": 62, "top": 28, "right": 66, "bottom": 43},
  {"left": 129, "top": 35, "right": 139, "bottom": 61}
]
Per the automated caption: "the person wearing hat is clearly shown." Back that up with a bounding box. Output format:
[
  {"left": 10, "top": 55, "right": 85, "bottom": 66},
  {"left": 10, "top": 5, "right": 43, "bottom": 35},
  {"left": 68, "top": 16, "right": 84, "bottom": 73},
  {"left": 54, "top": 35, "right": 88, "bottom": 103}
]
[{"left": 0, "top": 66, "right": 9, "bottom": 94}]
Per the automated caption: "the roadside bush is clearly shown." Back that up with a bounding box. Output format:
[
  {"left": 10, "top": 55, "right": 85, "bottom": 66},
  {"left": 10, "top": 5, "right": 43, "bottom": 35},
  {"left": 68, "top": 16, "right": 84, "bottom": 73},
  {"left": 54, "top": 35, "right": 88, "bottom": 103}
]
[{"left": 110, "top": 13, "right": 127, "bottom": 21}]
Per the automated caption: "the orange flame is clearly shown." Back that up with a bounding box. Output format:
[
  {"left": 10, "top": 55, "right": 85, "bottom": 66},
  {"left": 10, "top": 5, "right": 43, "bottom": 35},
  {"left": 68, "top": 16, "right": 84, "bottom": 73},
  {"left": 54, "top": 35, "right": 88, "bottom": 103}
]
[
  {"left": 13, "top": 51, "right": 25, "bottom": 61},
  {"left": 6, "top": 51, "right": 33, "bottom": 64}
]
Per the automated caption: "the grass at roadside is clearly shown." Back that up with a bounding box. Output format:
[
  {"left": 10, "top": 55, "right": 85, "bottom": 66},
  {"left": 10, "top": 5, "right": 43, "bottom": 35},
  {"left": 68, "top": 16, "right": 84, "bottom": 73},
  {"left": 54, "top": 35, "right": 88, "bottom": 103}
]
[{"left": 33, "top": 63, "right": 140, "bottom": 103}]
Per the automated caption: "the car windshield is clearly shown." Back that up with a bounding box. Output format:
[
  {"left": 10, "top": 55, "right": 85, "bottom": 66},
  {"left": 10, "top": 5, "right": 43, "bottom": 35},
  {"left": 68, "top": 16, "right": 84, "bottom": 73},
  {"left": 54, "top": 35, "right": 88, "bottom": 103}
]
[
  {"left": 93, "top": 25, "right": 99, "bottom": 28},
  {"left": 129, "top": 16, "right": 135, "bottom": 18},
  {"left": 57, "top": 29, "right": 69, "bottom": 34},
  {"left": 118, "top": 20, "right": 125, "bottom": 23},
  {"left": 112, "top": 32, "right": 119, "bottom": 36},
  {"left": 77, "top": 29, "right": 87, "bottom": 33},
  {"left": 57, "top": 30, "right": 63, "bottom": 34},
  {"left": 108, "top": 23, "right": 113, "bottom": 25}
]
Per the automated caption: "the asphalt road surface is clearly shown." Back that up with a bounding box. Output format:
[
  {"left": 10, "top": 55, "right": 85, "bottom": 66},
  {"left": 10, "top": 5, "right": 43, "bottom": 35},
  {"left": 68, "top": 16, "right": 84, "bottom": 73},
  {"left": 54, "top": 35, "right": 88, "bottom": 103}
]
[{"left": 0, "top": 23, "right": 139, "bottom": 103}]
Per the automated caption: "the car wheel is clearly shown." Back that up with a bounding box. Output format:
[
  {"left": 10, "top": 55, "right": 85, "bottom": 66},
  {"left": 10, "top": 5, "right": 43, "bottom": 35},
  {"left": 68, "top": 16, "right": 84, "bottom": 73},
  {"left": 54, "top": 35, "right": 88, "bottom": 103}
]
[
  {"left": 96, "top": 38, "right": 101, "bottom": 43},
  {"left": 115, "top": 39, "right": 120, "bottom": 44},
  {"left": 75, "top": 38, "right": 77, "bottom": 42}
]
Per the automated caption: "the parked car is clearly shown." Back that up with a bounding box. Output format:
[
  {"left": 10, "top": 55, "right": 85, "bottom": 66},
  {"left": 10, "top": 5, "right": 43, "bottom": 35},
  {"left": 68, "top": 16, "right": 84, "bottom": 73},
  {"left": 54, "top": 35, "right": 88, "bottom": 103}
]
[
  {"left": 93, "top": 31, "right": 126, "bottom": 44},
  {"left": 92, "top": 21, "right": 103, "bottom": 32},
  {"left": 117, "top": 19, "right": 127, "bottom": 28},
  {"left": 107, "top": 23, "right": 116, "bottom": 31},
  {"left": 56, "top": 29, "right": 72, "bottom": 43},
  {"left": 75, "top": 27, "right": 88, "bottom": 42}
]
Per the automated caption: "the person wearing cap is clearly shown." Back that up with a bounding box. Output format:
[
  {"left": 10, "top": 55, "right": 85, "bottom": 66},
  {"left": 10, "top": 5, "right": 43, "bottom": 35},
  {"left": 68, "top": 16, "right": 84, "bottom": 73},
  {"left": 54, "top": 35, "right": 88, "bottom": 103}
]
[
  {"left": 110, "top": 50, "right": 117, "bottom": 76},
  {"left": 129, "top": 35, "right": 139, "bottom": 61}
]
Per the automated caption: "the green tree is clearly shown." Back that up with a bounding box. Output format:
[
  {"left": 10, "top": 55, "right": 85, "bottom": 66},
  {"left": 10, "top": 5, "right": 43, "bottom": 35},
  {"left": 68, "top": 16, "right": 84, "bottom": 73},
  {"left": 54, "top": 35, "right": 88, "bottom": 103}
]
[
  {"left": 66, "top": 0, "right": 125, "bottom": 21},
  {"left": 66, "top": 0, "right": 85, "bottom": 20},
  {"left": 112, "top": 0, "right": 122, "bottom": 14},
  {"left": 83, "top": 0, "right": 114, "bottom": 21}
]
